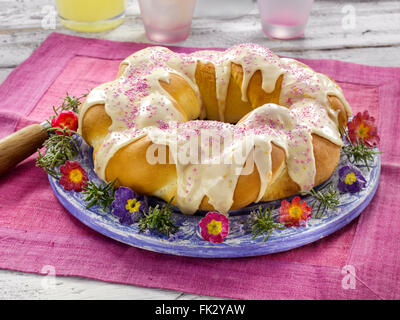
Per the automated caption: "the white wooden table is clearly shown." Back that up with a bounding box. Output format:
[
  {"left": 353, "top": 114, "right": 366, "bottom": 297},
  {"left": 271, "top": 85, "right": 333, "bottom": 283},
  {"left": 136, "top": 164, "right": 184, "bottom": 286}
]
[{"left": 0, "top": 0, "right": 399, "bottom": 300}]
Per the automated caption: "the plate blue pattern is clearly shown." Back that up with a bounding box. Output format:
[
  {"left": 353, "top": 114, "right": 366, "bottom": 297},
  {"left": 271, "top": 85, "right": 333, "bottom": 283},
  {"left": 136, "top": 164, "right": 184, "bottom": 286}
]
[{"left": 49, "top": 136, "right": 380, "bottom": 258}]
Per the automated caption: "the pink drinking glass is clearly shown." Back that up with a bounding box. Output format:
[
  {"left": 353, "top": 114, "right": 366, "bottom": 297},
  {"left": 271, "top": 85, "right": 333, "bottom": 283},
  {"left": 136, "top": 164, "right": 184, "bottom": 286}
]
[
  {"left": 138, "top": 0, "right": 196, "bottom": 43},
  {"left": 257, "top": 0, "right": 314, "bottom": 40}
]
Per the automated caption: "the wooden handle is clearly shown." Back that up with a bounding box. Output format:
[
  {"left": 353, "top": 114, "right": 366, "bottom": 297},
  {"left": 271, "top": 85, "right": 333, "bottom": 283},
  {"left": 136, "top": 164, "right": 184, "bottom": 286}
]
[{"left": 0, "top": 124, "right": 48, "bottom": 176}]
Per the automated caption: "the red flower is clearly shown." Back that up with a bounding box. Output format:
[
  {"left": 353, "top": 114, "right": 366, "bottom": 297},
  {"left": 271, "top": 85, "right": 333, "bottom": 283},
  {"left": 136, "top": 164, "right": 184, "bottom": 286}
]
[
  {"left": 59, "top": 161, "right": 88, "bottom": 192},
  {"left": 279, "top": 196, "right": 312, "bottom": 227},
  {"left": 199, "top": 212, "right": 229, "bottom": 243},
  {"left": 51, "top": 111, "right": 78, "bottom": 135},
  {"left": 347, "top": 110, "right": 379, "bottom": 147}
]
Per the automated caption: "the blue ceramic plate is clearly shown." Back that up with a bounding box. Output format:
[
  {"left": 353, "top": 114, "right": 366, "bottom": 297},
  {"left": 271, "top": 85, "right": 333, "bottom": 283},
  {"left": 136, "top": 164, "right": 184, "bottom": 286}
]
[{"left": 49, "top": 136, "right": 381, "bottom": 258}]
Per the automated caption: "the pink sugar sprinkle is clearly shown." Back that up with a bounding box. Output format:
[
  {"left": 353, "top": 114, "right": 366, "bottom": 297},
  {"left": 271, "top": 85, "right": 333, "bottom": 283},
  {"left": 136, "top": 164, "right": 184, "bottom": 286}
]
[{"left": 157, "top": 120, "right": 169, "bottom": 130}]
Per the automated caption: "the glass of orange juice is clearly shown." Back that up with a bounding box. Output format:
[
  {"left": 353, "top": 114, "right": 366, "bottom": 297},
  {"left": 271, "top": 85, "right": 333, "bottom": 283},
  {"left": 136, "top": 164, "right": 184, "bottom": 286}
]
[{"left": 56, "top": 0, "right": 126, "bottom": 32}]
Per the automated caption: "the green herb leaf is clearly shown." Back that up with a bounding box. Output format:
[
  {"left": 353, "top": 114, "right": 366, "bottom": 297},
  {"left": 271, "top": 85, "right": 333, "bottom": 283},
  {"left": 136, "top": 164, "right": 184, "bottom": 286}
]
[
  {"left": 35, "top": 127, "right": 79, "bottom": 179},
  {"left": 36, "top": 92, "right": 86, "bottom": 178},
  {"left": 301, "top": 182, "right": 340, "bottom": 218},
  {"left": 339, "top": 126, "right": 381, "bottom": 170},
  {"left": 249, "top": 206, "right": 286, "bottom": 242},
  {"left": 52, "top": 92, "right": 87, "bottom": 117},
  {"left": 138, "top": 197, "right": 179, "bottom": 237},
  {"left": 82, "top": 180, "right": 116, "bottom": 212}
]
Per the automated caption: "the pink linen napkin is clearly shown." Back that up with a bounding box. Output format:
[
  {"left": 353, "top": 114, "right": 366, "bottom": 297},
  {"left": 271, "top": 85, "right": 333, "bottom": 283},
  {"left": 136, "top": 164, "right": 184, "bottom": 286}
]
[{"left": 0, "top": 33, "right": 399, "bottom": 300}]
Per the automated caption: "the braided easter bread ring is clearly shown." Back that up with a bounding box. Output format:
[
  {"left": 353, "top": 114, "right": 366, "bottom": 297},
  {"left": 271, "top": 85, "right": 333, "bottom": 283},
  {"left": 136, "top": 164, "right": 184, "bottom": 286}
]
[{"left": 78, "top": 44, "right": 351, "bottom": 215}]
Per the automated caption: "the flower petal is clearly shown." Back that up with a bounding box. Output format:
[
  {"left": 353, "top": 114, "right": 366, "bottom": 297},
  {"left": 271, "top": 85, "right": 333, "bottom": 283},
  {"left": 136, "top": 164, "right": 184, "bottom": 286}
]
[
  {"left": 58, "top": 161, "right": 88, "bottom": 192},
  {"left": 278, "top": 197, "right": 312, "bottom": 227},
  {"left": 51, "top": 111, "right": 78, "bottom": 135},
  {"left": 199, "top": 212, "right": 229, "bottom": 243},
  {"left": 337, "top": 164, "right": 366, "bottom": 193},
  {"left": 347, "top": 110, "right": 380, "bottom": 147},
  {"left": 114, "top": 187, "right": 135, "bottom": 202}
]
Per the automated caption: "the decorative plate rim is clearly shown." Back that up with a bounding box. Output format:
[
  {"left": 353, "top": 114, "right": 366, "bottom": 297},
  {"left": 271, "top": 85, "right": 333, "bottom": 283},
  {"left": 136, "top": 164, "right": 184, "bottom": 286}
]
[{"left": 48, "top": 137, "right": 381, "bottom": 258}]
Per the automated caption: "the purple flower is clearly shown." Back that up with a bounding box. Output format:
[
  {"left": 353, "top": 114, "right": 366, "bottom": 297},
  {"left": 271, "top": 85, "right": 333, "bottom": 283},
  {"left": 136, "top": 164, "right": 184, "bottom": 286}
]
[
  {"left": 337, "top": 164, "right": 367, "bottom": 193},
  {"left": 111, "top": 187, "right": 148, "bottom": 225}
]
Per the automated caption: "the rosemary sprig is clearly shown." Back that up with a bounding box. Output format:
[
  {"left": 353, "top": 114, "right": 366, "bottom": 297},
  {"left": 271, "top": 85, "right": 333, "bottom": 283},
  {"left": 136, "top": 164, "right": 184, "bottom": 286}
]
[
  {"left": 302, "top": 182, "right": 340, "bottom": 218},
  {"left": 339, "top": 126, "right": 381, "bottom": 170},
  {"left": 138, "top": 198, "right": 179, "bottom": 237},
  {"left": 35, "top": 127, "right": 79, "bottom": 179},
  {"left": 82, "top": 180, "right": 116, "bottom": 212},
  {"left": 52, "top": 92, "right": 87, "bottom": 116},
  {"left": 249, "top": 206, "right": 286, "bottom": 242},
  {"left": 36, "top": 92, "right": 86, "bottom": 178}
]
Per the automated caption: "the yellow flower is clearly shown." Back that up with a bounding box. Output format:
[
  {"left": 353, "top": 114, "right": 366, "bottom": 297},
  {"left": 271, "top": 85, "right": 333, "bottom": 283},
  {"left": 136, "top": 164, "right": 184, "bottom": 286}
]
[
  {"left": 288, "top": 205, "right": 303, "bottom": 220},
  {"left": 357, "top": 122, "right": 370, "bottom": 139},
  {"left": 125, "top": 198, "right": 141, "bottom": 213},
  {"left": 68, "top": 168, "right": 83, "bottom": 183},
  {"left": 207, "top": 220, "right": 222, "bottom": 236},
  {"left": 344, "top": 172, "right": 357, "bottom": 185}
]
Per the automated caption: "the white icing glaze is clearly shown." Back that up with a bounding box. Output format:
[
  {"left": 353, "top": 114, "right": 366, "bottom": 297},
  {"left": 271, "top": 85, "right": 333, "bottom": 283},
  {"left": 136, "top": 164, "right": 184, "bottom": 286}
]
[{"left": 78, "top": 44, "right": 351, "bottom": 214}]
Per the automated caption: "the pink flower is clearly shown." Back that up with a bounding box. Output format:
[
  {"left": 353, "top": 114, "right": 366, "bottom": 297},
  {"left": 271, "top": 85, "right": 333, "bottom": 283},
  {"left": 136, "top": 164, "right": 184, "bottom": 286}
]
[
  {"left": 279, "top": 196, "right": 312, "bottom": 227},
  {"left": 199, "top": 212, "right": 229, "bottom": 243},
  {"left": 51, "top": 110, "right": 79, "bottom": 135},
  {"left": 347, "top": 110, "right": 379, "bottom": 147}
]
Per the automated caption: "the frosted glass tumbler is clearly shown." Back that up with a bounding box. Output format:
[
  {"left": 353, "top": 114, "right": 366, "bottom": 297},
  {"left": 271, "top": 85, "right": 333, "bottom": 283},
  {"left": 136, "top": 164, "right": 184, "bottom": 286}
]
[
  {"left": 194, "top": 0, "right": 254, "bottom": 18},
  {"left": 258, "top": 0, "right": 314, "bottom": 40},
  {"left": 138, "top": 0, "right": 196, "bottom": 43}
]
